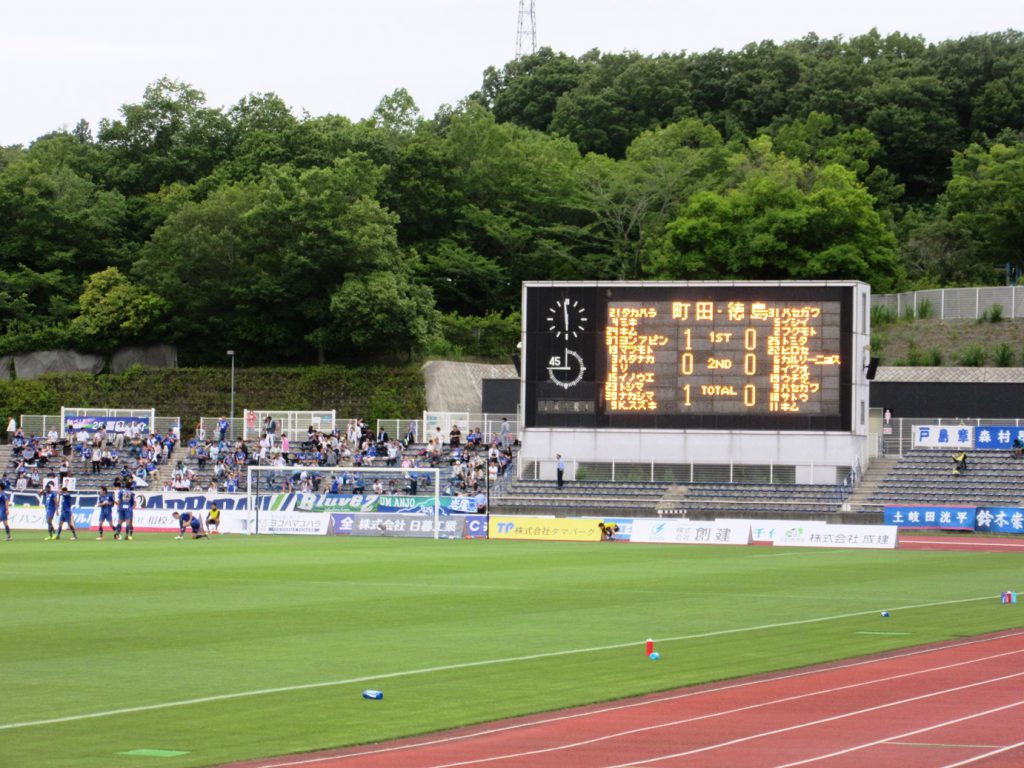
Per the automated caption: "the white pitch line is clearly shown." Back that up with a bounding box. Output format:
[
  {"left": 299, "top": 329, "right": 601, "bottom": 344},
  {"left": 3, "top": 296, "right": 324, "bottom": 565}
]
[
  {"left": 0, "top": 592, "right": 1017, "bottom": 732},
  {"left": 232, "top": 632, "right": 1024, "bottom": 768}
]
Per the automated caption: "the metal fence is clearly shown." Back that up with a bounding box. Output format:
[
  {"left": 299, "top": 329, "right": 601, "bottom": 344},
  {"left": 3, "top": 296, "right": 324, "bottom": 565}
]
[
  {"left": 872, "top": 287, "right": 1024, "bottom": 320},
  {"left": 20, "top": 414, "right": 181, "bottom": 438},
  {"left": 878, "top": 416, "right": 1024, "bottom": 456},
  {"left": 517, "top": 458, "right": 851, "bottom": 485},
  {"left": 377, "top": 412, "right": 520, "bottom": 446}
]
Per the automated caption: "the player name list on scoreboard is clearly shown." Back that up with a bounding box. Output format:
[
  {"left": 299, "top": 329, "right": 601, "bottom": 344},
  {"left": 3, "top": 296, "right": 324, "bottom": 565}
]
[{"left": 603, "top": 299, "right": 842, "bottom": 415}]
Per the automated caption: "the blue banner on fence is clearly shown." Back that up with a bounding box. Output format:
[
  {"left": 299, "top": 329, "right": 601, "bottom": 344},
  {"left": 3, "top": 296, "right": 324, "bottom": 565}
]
[
  {"left": 973, "top": 426, "right": 1024, "bottom": 450},
  {"left": 464, "top": 516, "right": 488, "bottom": 538},
  {"left": 884, "top": 505, "right": 976, "bottom": 530},
  {"left": 64, "top": 414, "right": 151, "bottom": 435},
  {"left": 975, "top": 507, "right": 1024, "bottom": 534}
]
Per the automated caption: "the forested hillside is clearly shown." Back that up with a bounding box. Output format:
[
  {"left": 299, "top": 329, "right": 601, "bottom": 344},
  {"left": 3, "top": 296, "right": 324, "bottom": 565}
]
[{"left": 2, "top": 29, "right": 1022, "bottom": 366}]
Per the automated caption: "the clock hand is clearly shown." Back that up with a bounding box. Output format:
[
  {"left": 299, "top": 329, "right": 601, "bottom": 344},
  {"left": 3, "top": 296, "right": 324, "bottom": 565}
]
[{"left": 563, "top": 302, "right": 569, "bottom": 329}]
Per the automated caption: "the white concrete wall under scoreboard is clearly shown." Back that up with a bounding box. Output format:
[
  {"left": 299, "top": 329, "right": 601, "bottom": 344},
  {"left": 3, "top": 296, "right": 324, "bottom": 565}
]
[{"left": 523, "top": 428, "right": 865, "bottom": 484}]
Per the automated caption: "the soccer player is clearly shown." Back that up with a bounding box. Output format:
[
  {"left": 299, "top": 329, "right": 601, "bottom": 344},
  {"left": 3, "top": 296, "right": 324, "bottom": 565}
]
[
  {"left": 0, "top": 481, "right": 10, "bottom": 541},
  {"left": 41, "top": 482, "right": 58, "bottom": 540},
  {"left": 54, "top": 486, "right": 78, "bottom": 540},
  {"left": 95, "top": 485, "right": 116, "bottom": 539},
  {"left": 115, "top": 482, "right": 135, "bottom": 541},
  {"left": 172, "top": 511, "right": 206, "bottom": 539}
]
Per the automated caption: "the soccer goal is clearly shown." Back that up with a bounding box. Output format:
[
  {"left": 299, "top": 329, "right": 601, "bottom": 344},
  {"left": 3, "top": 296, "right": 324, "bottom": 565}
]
[{"left": 244, "top": 464, "right": 447, "bottom": 538}]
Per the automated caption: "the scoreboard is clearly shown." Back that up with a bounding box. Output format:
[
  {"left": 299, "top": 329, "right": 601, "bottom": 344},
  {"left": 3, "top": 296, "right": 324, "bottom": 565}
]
[{"left": 523, "top": 282, "right": 857, "bottom": 432}]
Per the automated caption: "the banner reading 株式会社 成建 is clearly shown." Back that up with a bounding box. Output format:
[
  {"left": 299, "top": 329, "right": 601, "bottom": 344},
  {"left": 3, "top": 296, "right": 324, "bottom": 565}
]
[{"left": 780, "top": 523, "right": 897, "bottom": 549}]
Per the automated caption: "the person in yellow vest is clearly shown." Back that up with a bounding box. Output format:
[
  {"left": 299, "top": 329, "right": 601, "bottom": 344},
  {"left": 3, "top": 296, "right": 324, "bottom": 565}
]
[{"left": 205, "top": 503, "right": 221, "bottom": 534}]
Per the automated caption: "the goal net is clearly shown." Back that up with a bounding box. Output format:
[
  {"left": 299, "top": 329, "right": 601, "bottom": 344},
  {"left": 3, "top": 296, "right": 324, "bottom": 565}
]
[{"left": 244, "top": 464, "right": 455, "bottom": 539}]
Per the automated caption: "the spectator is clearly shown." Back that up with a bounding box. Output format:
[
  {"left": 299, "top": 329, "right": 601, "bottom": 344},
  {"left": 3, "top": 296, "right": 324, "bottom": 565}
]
[{"left": 6, "top": 415, "right": 16, "bottom": 443}]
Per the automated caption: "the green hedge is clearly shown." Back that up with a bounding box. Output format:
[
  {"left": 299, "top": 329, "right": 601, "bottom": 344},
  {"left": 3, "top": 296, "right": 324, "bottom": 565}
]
[{"left": 0, "top": 365, "right": 425, "bottom": 432}]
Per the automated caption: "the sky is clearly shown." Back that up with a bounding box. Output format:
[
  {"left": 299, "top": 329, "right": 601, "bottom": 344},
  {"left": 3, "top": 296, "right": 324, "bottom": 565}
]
[{"left": 2, "top": 1, "right": 1021, "bottom": 146}]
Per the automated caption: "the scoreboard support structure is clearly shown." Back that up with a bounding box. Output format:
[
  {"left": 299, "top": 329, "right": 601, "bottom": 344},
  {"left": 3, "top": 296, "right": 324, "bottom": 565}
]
[{"left": 520, "top": 281, "right": 872, "bottom": 485}]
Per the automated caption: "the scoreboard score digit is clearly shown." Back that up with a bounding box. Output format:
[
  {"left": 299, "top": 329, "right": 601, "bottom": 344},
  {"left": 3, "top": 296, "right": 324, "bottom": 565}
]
[
  {"left": 603, "top": 298, "right": 841, "bottom": 416},
  {"left": 524, "top": 283, "right": 856, "bottom": 432}
]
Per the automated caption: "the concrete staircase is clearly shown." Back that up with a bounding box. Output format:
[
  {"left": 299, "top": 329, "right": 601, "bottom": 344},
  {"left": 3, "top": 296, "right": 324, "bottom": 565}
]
[{"left": 845, "top": 455, "right": 900, "bottom": 514}]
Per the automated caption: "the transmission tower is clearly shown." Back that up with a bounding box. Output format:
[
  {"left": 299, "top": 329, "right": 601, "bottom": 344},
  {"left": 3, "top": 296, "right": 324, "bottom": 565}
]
[{"left": 515, "top": 0, "right": 536, "bottom": 59}]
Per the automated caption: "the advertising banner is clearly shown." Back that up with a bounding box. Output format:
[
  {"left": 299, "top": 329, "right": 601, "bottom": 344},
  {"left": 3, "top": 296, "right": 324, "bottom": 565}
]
[
  {"left": 884, "top": 505, "right": 976, "bottom": 530},
  {"left": 780, "top": 524, "right": 897, "bottom": 549},
  {"left": 630, "top": 519, "right": 752, "bottom": 545},
  {"left": 464, "top": 515, "right": 488, "bottom": 539},
  {"left": 975, "top": 507, "right": 1024, "bottom": 534},
  {"left": 489, "top": 516, "right": 602, "bottom": 542},
  {"left": 256, "top": 511, "right": 331, "bottom": 536},
  {"left": 329, "top": 512, "right": 465, "bottom": 538},
  {"left": 64, "top": 414, "right": 151, "bottom": 435},
  {"left": 265, "top": 492, "right": 472, "bottom": 515},
  {"left": 716, "top": 519, "right": 827, "bottom": 545},
  {"left": 913, "top": 425, "right": 973, "bottom": 449},
  {"left": 973, "top": 426, "right": 1024, "bottom": 451}
]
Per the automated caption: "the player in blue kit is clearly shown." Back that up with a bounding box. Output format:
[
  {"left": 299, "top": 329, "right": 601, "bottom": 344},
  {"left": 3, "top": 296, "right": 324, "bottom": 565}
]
[
  {"left": 54, "top": 486, "right": 78, "bottom": 540},
  {"left": 172, "top": 511, "right": 206, "bottom": 539},
  {"left": 95, "top": 485, "right": 116, "bottom": 540},
  {"left": 41, "top": 482, "right": 58, "bottom": 540},
  {"left": 114, "top": 481, "right": 135, "bottom": 540},
  {"left": 0, "top": 481, "right": 10, "bottom": 541}
]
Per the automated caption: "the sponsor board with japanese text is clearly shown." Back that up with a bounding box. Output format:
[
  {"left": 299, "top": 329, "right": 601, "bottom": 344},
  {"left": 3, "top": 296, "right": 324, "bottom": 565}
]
[
  {"left": 256, "top": 511, "right": 331, "bottom": 536},
  {"left": 630, "top": 519, "right": 752, "bottom": 545},
  {"left": 975, "top": 507, "right": 1024, "bottom": 534},
  {"left": 913, "top": 425, "right": 973, "bottom": 449},
  {"left": 780, "top": 523, "right": 897, "bottom": 549},
  {"left": 973, "top": 426, "right": 1024, "bottom": 451},
  {"left": 329, "top": 512, "right": 466, "bottom": 538},
  {"left": 884, "top": 505, "right": 976, "bottom": 530},
  {"left": 489, "top": 516, "right": 603, "bottom": 542},
  {"left": 716, "top": 518, "right": 828, "bottom": 545}
]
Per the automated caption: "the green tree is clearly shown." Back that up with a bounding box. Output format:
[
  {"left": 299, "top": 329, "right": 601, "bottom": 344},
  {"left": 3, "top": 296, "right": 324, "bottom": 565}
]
[
  {"left": 652, "top": 137, "right": 903, "bottom": 290},
  {"left": 98, "top": 78, "right": 232, "bottom": 195},
  {"left": 328, "top": 270, "right": 439, "bottom": 358},
  {"left": 69, "top": 267, "right": 168, "bottom": 352},
  {"left": 938, "top": 139, "right": 1024, "bottom": 280}
]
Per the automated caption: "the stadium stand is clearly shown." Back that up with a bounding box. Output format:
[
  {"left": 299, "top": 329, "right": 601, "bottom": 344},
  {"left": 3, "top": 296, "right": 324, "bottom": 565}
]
[{"left": 853, "top": 449, "right": 1024, "bottom": 512}]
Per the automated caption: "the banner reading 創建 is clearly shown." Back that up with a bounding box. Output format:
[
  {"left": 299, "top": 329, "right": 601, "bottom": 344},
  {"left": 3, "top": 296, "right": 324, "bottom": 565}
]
[{"left": 630, "top": 519, "right": 751, "bottom": 545}]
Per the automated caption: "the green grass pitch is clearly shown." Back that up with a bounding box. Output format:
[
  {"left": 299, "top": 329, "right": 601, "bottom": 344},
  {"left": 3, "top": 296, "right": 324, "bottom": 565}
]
[{"left": 2, "top": 533, "right": 1022, "bottom": 768}]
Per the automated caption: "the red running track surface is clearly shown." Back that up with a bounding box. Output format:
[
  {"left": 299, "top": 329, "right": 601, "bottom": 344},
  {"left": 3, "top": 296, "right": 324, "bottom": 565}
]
[{"left": 225, "top": 630, "right": 1024, "bottom": 768}]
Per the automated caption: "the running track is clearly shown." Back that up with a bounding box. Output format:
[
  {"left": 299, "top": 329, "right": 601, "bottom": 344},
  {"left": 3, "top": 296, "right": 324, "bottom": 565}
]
[{"left": 227, "top": 536, "right": 1024, "bottom": 768}]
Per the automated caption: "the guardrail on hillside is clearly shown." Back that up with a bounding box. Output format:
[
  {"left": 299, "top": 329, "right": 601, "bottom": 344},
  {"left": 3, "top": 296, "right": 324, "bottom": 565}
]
[{"left": 873, "top": 287, "right": 1024, "bottom": 320}]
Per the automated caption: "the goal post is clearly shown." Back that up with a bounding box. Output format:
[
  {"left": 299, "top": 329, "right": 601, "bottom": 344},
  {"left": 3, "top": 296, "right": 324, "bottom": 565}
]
[{"left": 244, "top": 464, "right": 446, "bottom": 538}]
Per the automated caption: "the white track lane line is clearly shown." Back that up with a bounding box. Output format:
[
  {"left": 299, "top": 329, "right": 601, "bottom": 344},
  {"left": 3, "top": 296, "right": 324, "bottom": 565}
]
[
  {"left": 246, "top": 634, "right": 1024, "bottom": 768},
  {"left": 599, "top": 676, "right": 1024, "bottom": 768},
  {"left": 939, "top": 738, "right": 1024, "bottom": 767},
  {"left": 771, "top": 700, "right": 1024, "bottom": 768}
]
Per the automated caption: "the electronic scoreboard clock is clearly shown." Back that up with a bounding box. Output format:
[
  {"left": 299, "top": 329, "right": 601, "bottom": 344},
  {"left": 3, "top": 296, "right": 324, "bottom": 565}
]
[{"left": 523, "top": 282, "right": 857, "bottom": 431}]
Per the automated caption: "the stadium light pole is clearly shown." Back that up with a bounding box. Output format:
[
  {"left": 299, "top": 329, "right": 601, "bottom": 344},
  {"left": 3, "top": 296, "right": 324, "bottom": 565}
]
[{"left": 227, "top": 350, "right": 236, "bottom": 439}]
